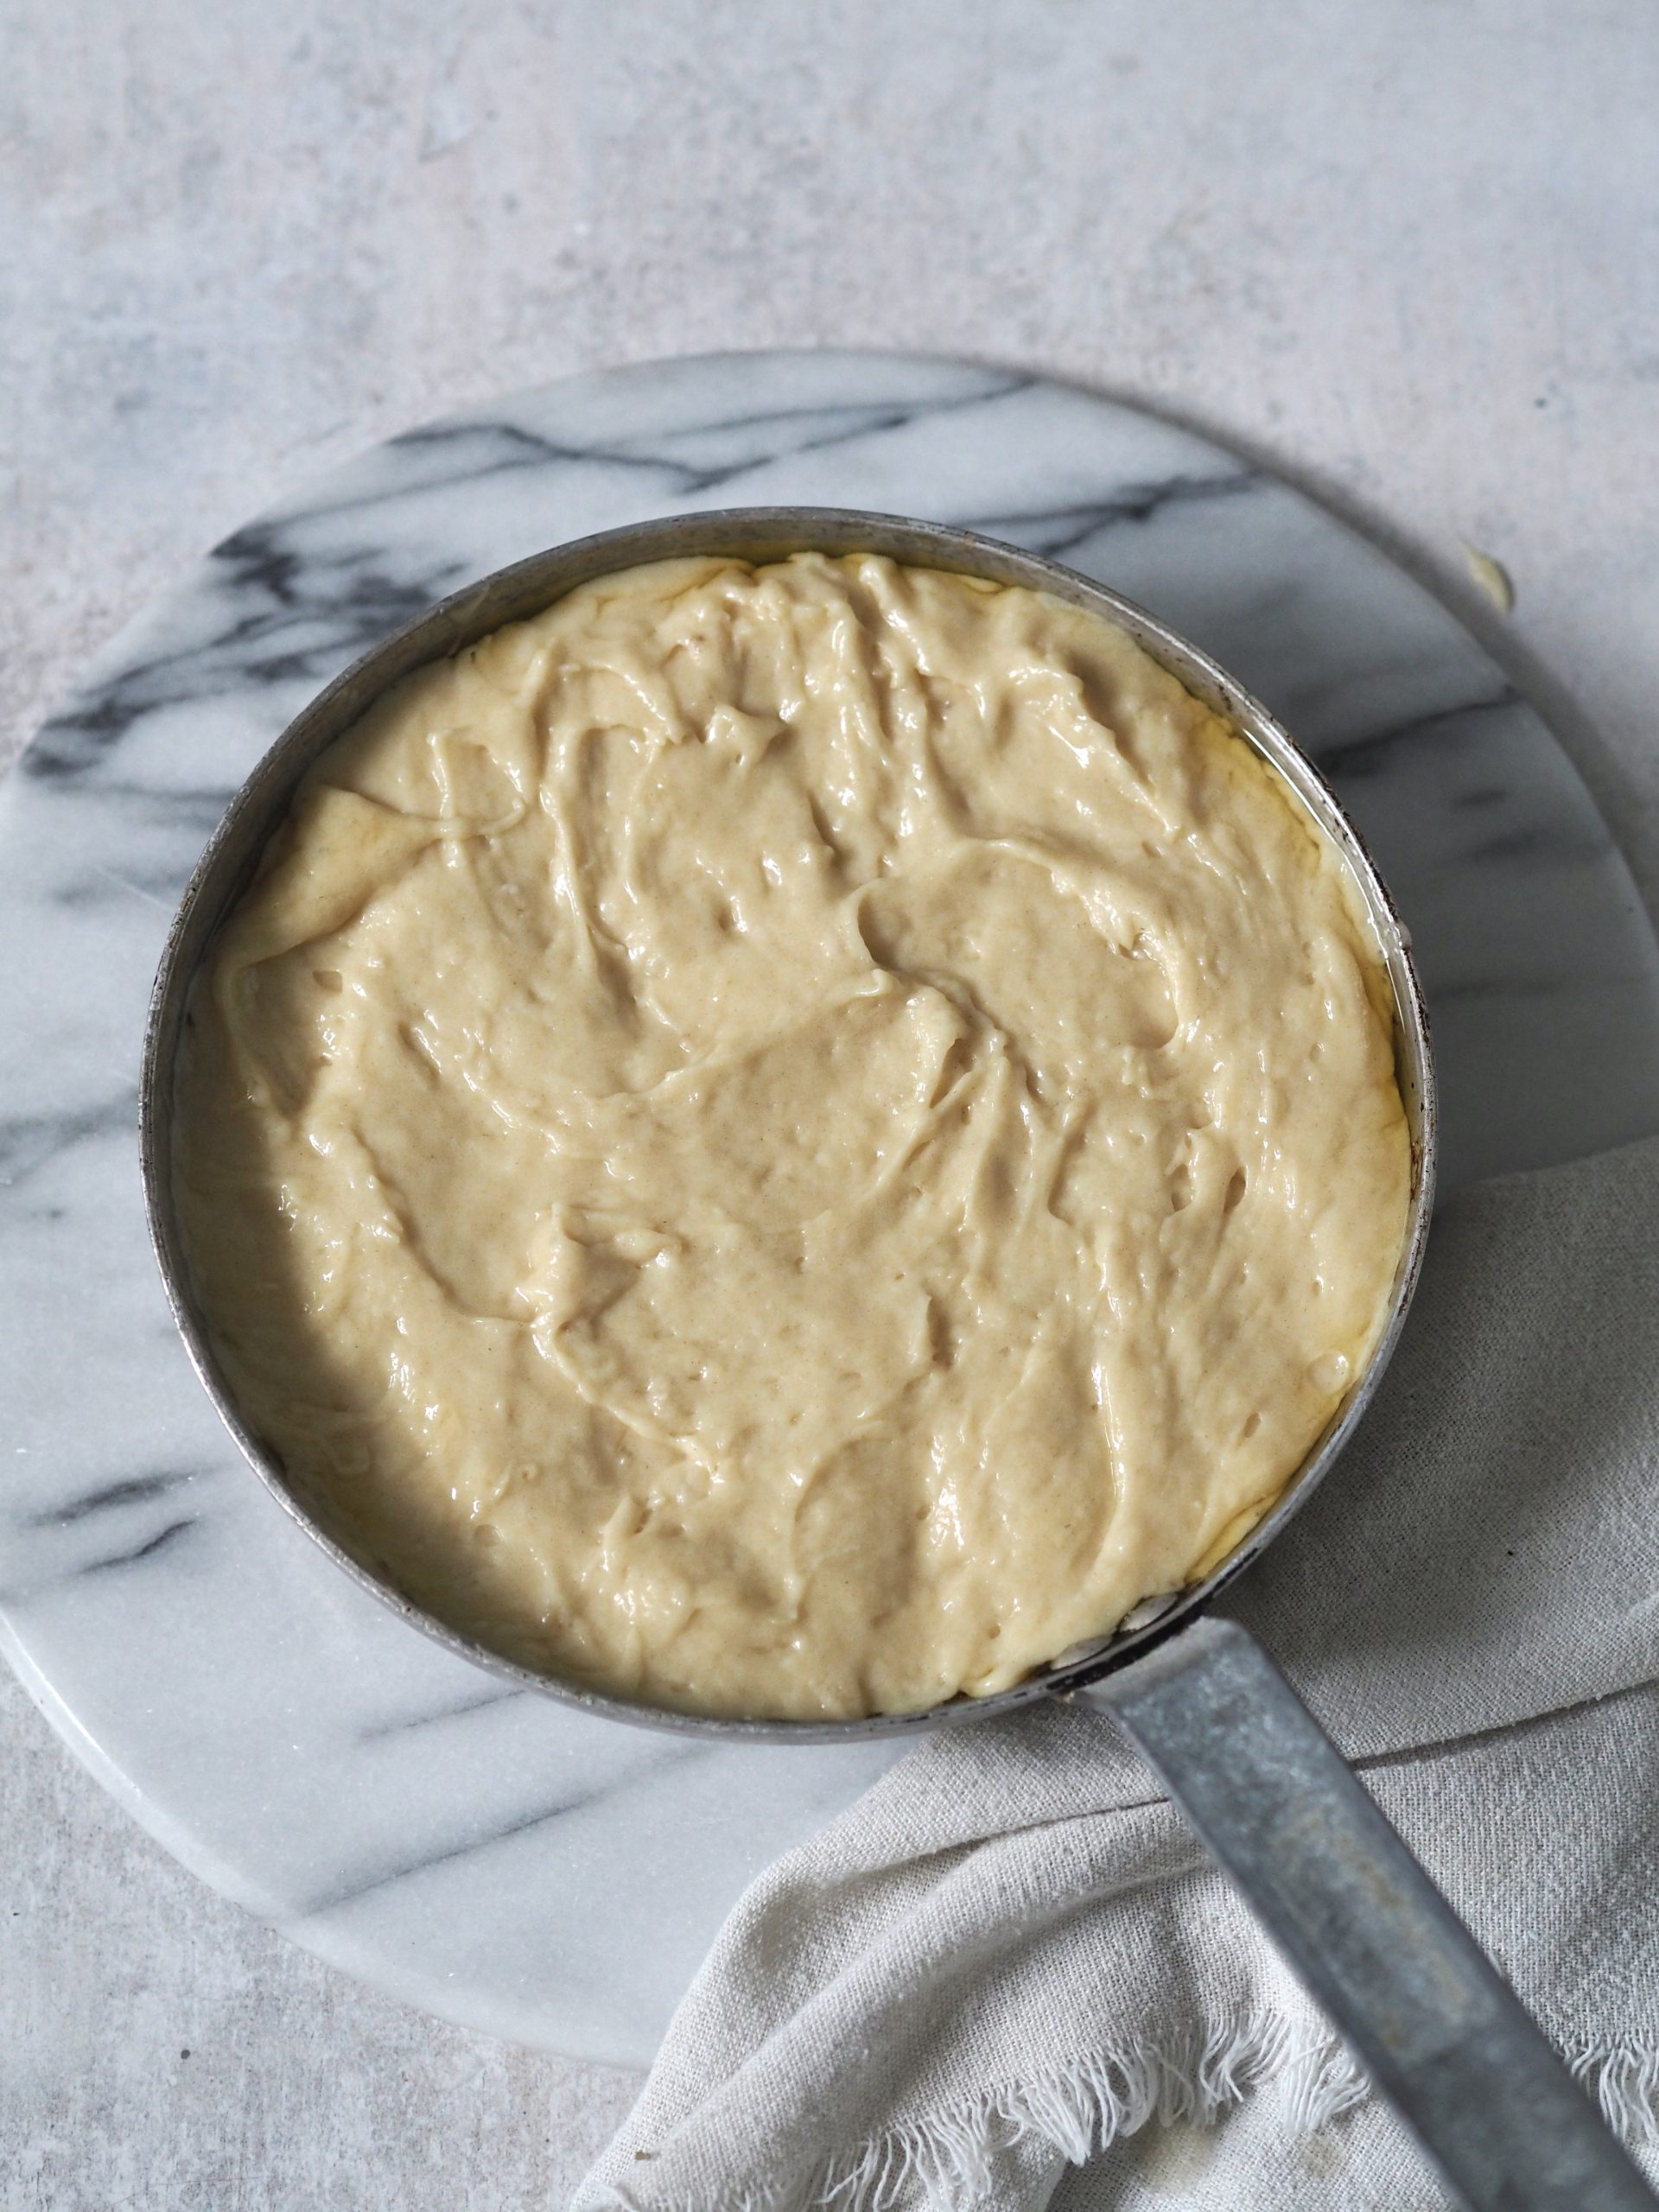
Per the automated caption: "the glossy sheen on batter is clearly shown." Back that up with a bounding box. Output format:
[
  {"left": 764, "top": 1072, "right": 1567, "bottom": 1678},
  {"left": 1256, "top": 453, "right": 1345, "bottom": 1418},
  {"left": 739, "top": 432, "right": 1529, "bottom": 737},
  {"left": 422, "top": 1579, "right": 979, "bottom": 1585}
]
[{"left": 175, "top": 553, "right": 1410, "bottom": 1721}]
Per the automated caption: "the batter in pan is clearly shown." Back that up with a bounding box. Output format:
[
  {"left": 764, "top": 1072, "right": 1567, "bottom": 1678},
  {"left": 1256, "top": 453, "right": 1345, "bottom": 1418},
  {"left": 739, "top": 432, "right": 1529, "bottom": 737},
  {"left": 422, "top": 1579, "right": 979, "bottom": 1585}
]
[{"left": 175, "top": 552, "right": 1409, "bottom": 1719}]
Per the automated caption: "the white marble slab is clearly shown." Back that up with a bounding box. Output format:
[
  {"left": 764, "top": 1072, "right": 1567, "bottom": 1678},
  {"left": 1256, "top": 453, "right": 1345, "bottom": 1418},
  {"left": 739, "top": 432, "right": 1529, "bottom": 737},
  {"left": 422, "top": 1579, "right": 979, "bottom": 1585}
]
[{"left": 3, "top": 351, "right": 1657, "bottom": 2069}]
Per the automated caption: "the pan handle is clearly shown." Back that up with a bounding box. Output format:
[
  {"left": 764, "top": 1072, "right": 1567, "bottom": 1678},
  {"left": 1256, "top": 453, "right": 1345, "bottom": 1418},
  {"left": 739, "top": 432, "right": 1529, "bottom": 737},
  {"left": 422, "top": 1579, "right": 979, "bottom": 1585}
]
[{"left": 1082, "top": 1616, "right": 1656, "bottom": 2212}]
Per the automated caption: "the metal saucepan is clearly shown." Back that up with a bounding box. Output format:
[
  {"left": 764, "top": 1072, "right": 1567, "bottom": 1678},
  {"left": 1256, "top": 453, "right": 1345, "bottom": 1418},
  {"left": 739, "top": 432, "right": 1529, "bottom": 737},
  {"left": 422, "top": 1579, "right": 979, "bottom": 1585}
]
[{"left": 140, "top": 512, "right": 1654, "bottom": 2212}]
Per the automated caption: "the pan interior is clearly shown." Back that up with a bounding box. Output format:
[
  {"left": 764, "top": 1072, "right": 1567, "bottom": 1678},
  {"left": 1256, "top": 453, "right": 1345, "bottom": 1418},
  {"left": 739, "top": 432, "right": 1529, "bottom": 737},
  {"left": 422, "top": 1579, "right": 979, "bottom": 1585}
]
[{"left": 142, "top": 512, "right": 1437, "bottom": 1744}]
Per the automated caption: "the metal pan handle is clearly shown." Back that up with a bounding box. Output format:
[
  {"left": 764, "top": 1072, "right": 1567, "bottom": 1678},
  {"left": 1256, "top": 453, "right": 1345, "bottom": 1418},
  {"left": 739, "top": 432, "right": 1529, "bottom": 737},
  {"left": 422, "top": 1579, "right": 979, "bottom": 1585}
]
[{"left": 1084, "top": 1617, "right": 1656, "bottom": 2212}]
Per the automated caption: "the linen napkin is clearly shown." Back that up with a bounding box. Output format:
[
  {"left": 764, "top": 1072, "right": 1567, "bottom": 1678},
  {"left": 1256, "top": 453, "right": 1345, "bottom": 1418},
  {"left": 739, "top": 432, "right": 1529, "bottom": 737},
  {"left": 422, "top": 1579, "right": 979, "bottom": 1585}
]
[{"left": 575, "top": 1131, "right": 1659, "bottom": 2211}]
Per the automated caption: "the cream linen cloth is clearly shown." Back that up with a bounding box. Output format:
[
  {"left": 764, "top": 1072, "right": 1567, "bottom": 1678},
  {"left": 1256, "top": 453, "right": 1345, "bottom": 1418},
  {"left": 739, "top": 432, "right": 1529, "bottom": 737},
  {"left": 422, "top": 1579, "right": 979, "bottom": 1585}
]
[{"left": 575, "top": 1133, "right": 1659, "bottom": 2212}]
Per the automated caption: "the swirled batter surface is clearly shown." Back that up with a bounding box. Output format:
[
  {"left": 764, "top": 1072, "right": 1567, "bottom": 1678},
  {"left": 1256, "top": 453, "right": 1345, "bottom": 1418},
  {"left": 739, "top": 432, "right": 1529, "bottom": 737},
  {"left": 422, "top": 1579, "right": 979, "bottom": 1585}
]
[{"left": 175, "top": 553, "right": 1409, "bottom": 1719}]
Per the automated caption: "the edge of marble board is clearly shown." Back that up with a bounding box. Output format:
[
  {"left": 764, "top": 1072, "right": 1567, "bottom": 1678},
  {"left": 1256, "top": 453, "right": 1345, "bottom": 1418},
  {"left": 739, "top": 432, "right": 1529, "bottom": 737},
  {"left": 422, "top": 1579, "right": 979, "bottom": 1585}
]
[{"left": 6, "top": 349, "right": 1659, "bottom": 2068}]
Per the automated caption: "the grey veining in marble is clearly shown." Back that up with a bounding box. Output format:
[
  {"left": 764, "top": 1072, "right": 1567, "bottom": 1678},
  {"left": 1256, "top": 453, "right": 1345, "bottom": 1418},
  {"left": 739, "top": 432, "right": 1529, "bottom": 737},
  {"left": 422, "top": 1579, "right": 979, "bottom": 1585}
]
[{"left": 3, "top": 351, "right": 1657, "bottom": 2069}]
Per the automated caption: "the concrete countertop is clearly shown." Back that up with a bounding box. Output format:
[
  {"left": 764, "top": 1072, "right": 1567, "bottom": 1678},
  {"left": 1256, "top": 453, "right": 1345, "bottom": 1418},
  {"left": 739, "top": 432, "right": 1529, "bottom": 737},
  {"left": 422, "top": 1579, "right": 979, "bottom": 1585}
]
[{"left": 3, "top": 3, "right": 1656, "bottom": 2203}]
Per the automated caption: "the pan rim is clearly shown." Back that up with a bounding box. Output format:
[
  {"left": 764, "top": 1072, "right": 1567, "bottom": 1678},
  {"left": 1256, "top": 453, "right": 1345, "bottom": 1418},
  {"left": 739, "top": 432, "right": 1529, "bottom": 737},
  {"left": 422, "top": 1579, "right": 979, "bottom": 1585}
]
[{"left": 138, "top": 506, "right": 1439, "bottom": 1745}]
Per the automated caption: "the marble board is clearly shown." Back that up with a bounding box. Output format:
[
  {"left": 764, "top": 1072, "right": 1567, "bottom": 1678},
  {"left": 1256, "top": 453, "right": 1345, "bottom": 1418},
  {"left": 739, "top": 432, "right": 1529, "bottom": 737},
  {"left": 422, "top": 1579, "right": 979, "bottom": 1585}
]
[{"left": 3, "top": 352, "right": 1658, "bottom": 2069}]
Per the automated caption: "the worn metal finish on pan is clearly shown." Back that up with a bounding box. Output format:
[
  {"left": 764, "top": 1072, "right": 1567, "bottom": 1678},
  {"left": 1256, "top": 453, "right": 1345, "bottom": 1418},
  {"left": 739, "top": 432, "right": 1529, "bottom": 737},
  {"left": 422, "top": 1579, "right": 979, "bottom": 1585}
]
[{"left": 138, "top": 508, "right": 1438, "bottom": 1745}]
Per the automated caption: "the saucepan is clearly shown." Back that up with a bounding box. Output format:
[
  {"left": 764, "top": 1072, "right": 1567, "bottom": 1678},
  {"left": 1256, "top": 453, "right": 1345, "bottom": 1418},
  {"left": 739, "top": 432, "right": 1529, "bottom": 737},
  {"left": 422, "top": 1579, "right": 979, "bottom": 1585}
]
[{"left": 139, "top": 512, "right": 1654, "bottom": 2212}]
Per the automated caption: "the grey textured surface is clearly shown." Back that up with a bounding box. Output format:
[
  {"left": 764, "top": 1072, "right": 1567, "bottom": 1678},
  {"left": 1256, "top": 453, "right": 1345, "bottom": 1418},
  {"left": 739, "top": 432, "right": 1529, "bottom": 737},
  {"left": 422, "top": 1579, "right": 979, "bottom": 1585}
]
[{"left": 3, "top": 1, "right": 1657, "bottom": 2203}]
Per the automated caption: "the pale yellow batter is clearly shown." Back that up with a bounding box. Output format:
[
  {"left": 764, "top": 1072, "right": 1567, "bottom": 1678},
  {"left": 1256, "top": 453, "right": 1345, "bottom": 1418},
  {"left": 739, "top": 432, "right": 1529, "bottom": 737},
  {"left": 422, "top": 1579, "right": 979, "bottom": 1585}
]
[{"left": 175, "top": 552, "right": 1409, "bottom": 1720}]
